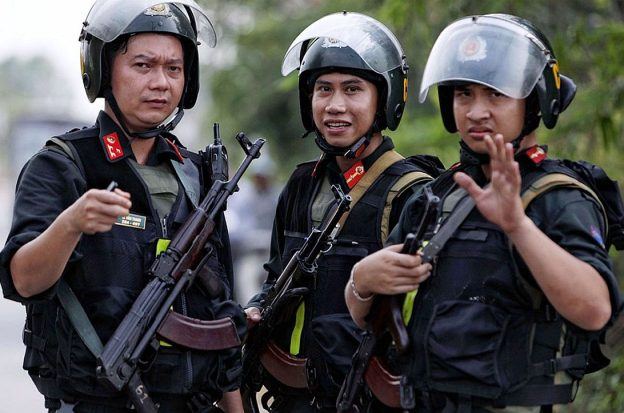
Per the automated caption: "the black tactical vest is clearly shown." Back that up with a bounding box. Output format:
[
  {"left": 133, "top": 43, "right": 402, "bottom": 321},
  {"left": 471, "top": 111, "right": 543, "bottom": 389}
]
[
  {"left": 404, "top": 162, "right": 604, "bottom": 408},
  {"left": 24, "top": 126, "right": 231, "bottom": 404},
  {"left": 273, "top": 156, "right": 432, "bottom": 397}
]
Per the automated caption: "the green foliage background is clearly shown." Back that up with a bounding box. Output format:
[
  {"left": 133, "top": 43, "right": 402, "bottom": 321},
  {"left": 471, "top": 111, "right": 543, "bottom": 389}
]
[{"left": 198, "top": 0, "right": 624, "bottom": 410}]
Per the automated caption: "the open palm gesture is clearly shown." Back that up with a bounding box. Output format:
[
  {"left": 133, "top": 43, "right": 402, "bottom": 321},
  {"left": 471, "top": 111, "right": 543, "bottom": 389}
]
[{"left": 453, "top": 134, "right": 527, "bottom": 234}]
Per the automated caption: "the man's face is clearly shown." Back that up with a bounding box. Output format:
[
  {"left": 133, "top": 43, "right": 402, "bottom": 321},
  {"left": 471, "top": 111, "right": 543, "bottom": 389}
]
[
  {"left": 453, "top": 83, "right": 526, "bottom": 153},
  {"left": 311, "top": 72, "right": 378, "bottom": 148},
  {"left": 110, "top": 33, "right": 184, "bottom": 132}
]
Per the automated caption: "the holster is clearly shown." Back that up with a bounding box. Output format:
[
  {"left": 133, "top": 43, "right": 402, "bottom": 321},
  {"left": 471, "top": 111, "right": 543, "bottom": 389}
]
[
  {"left": 259, "top": 341, "right": 308, "bottom": 389},
  {"left": 157, "top": 311, "right": 241, "bottom": 351}
]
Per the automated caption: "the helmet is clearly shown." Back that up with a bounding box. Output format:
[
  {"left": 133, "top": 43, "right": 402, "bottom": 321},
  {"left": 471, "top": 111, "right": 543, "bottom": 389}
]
[
  {"left": 419, "top": 14, "right": 576, "bottom": 134},
  {"left": 282, "top": 11, "right": 409, "bottom": 134},
  {"left": 80, "top": 0, "right": 216, "bottom": 109}
]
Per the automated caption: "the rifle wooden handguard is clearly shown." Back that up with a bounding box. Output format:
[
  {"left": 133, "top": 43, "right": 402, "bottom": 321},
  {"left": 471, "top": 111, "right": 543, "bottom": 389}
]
[
  {"left": 259, "top": 341, "right": 308, "bottom": 389},
  {"left": 157, "top": 311, "right": 241, "bottom": 351}
]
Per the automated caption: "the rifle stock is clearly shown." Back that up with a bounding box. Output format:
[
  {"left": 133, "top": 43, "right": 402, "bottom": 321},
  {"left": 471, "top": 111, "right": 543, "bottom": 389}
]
[
  {"left": 241, "top": 185, "right": 351, "bottom": 413},
  {"left": 96, "top": 131, "right": 265, "bottom": 411}
]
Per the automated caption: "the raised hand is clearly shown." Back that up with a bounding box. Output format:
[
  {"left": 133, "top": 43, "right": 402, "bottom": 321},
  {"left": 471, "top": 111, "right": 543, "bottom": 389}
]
[{"left": 453, "top": 134, "right": 527, "bottom": 234}]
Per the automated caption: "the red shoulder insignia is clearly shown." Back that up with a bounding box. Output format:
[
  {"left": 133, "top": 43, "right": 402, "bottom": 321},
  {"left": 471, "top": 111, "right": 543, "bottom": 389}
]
[
  {"left": 525, "top": 145, "right": 547, "bottom": 164},
  {"left": 102, "top": 132, "right": 124, "bottom": 161},
  {"left": 344, "top": 161, "right": 365, "bottom": 189},
  {"left": 165, "top": 138, "right": 184, "bottom": 162}
]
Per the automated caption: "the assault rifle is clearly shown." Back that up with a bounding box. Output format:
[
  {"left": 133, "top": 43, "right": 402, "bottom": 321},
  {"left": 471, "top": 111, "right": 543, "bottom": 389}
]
[
  {"left": 337, "top": 186, "right": 441, "bottom": 412},
  {"left": 96, "top": 131, "right": 265, "bottom": 413},
  {"left": 241, "top": 185, "right": 352, "bottom": 413}
]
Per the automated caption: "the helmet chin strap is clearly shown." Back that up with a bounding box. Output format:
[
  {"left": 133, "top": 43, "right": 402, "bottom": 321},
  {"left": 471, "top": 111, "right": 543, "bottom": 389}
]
[
  {"left": 314, "top": 128, "right": 373, "bottom": 159},
  {"left": 105, "top": 89, "right": 185, "bottom": 140}
]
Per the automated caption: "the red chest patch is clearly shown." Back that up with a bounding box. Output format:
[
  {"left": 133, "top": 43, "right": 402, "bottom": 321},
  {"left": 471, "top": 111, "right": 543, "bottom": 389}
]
[
  {"left": 102, "top": 132, "right": 124, "bottom": 161},
  {"left": 525, "top": 146, "right": 547, "bottom": 164},
  {"left": 344, "top": 161, "right": 366, "bottom": 189}
]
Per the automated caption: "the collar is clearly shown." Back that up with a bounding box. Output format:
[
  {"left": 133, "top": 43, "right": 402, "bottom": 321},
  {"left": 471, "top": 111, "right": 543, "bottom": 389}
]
[
  {"left": 518, "top": 144, "right": 548, "bottom": 166},
  {"left": 96, "top": 111, "right": 186, "bottom": 165},
  {"left": 319, "top": 136, "right": 395, "bottom": 190},
  {"left": 324, "top": 135, "right": 395, "bottom": 174}
]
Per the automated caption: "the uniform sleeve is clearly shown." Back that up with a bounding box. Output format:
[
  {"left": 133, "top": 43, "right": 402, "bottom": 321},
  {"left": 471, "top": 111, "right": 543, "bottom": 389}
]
[
  {"left": 0, "top": 148, "right": 85, "bottom": 303},
  {"left": 525, "top": 187, "right": 621, "bottom": 322}
]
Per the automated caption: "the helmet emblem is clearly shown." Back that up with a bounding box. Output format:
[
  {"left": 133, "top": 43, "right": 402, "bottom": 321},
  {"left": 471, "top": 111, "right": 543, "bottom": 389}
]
[
  {"left": 144, "top": 3, "right": 170, "bottom": 16},
  {"left": 321, "top": 38, "right": 348, "bottom": 49},
  {"left": 458, "top": 35, "right": 487, "bottom": 62}
]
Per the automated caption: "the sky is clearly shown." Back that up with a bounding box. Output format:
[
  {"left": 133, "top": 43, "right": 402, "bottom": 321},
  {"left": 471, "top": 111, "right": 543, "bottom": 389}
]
[{"left": 0, "top": 0, "right": 104, "bottom": 119}]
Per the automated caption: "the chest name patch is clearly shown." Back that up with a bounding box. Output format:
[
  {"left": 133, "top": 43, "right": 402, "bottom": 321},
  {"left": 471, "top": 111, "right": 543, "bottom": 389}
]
[
  {"left": 102, "top": 132, "right": 124, "bottom": 161},
  {"left": 344, "top": 161, "right": 366, "bottom": 189},
  {"left": 115, "top": 213, "right": 147, "bottom": 230}
]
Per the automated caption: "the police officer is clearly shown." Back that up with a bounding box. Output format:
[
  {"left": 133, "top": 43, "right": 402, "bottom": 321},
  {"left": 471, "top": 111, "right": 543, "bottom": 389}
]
[
  {"left": 347, "top": 14, "right": 621, "bottom": 412},
  {"left": 0, "top": 1, "right": 246, "bottom": 412},
  {"left": 244, "top": 12, "right": 442, "bottom": 412}
]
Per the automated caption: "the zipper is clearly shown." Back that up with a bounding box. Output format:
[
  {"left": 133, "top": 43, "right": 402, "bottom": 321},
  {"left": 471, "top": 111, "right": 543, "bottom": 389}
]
[{"left": 161, "top": 215, "right": 168, "bottom": 239}]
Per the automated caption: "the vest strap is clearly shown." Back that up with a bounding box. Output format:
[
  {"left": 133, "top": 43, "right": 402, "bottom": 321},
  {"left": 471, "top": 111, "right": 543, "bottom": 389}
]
[
  {"left": 23, "top": 329, "right": 46, "bottom": 352},
  {"left": 381, "top": 171, "right": 432, "bottom": 242},
  {"left": 496, "top": 383, "right": 575, "bottom": 406},
  {"left": 56, "top": 279, "right": 103, "bottom": 357},
  {"left": 171, "top": 157, "right": 201, "bottom": 208},
  {"left": 521, "top": 173, "right": 607, "bottom": 226},
  {"left": 47, "top": 137, "right": 86, "bottom": 178},
  {"left": 529, "top": 354, "right": 588, "bottom": 377},
  {"left": 336, "top": 150, "right": 405, "bottom": 234}
]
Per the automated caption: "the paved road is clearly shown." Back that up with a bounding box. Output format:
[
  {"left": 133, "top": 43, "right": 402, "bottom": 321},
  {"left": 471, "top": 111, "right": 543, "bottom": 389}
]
[{"left": 0, "top": 298, "right": 45, "bottom": 412}]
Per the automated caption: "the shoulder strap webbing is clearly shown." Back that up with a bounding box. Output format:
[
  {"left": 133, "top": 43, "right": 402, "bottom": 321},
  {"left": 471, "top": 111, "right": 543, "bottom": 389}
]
[
  {"left": 380, "top": 171, "right": 432, "bottom": 242},
  {"left": 170, "top": 157, "right": 200, "bottom": 208},
  {"left": 47, "top": 137, "right": 86, "bottom": 178},
  {"left": 44, "top": 136, "right": 101, "bottom": 358},
  {"left": 521, "top": 172, "right": 607, "bottom": 235},
  {"left": 336, "top": 150, "right": 404, "bottom": 235},
  {"left": 56, "top": 279, "right": 103, "bottom": 357},
  {"left": 518, "top": 172, "right": 608, "bottom": 310}
]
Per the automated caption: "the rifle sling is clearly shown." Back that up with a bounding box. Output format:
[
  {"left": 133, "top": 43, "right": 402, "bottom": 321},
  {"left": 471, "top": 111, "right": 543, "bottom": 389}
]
[
  {"left": 259, "top": 341, "right": 308, "bottom": 389},
  {"left": 56, "top": 279, "right": 104, "bottom": 357},
  {"left": 157, "top": 311, "right": 241, "bottom": 351},
  {"left": 420, "top": 188, "right": 475, "bottom": 263}
]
